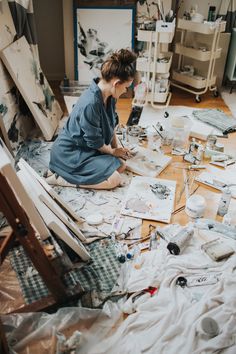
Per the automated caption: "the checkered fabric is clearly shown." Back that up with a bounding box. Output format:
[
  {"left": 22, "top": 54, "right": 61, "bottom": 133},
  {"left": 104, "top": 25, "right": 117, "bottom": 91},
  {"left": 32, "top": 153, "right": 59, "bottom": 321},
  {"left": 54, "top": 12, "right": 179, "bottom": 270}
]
[{"left": 9, "top": 239, "right": 121, "bottom": 308}]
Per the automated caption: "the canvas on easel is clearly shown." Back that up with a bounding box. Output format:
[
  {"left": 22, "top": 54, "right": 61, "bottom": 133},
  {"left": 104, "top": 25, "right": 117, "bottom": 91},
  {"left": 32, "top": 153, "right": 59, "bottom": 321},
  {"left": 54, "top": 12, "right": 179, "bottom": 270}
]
[{"left": 0, "top": 36, "right": 63, "bottom": 141}]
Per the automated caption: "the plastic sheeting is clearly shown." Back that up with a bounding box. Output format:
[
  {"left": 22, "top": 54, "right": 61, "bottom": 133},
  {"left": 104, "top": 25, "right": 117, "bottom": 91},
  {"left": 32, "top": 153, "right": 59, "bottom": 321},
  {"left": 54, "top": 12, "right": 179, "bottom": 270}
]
[
  {"left": 1, "top": 301, "right": 122, "bottom": 354},
  {"left": 0, "top": 257, "right": 25, "bottom": 314}
]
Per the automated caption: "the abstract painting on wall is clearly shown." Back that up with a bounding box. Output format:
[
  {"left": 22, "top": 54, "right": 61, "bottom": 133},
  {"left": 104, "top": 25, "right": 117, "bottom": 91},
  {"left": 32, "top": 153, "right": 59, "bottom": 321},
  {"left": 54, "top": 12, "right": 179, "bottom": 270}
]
[
  {"left": 121, "top": 176, "right": 176, "bottom": 223},
  {"left": 74, "top": 7, "right": 134, "bottom": 83},
  {"left": 0, "top": 36, "right": 63, "bottom": 141}
]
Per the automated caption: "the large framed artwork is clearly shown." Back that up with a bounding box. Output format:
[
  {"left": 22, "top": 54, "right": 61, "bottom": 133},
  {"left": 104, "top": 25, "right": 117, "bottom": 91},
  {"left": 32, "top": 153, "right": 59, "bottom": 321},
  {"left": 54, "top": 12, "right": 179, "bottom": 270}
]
[{"left": 74, "top": 6, "right": 135, "bottom": 83}]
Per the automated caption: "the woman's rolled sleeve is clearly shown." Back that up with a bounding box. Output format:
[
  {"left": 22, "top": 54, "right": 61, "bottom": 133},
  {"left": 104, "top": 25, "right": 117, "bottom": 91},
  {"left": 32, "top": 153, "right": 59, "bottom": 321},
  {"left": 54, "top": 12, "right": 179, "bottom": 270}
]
[{"left": 80, "top": 104, "right": 104, "bottom": 149}]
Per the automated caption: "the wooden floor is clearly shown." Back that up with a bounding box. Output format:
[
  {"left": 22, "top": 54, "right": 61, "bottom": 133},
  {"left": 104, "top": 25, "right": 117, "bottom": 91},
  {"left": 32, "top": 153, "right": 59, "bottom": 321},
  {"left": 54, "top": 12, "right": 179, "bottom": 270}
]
[
  {"left": 116, "top": 86, "right": 231, "bottom": 125},
  {"left": 51, "top": 81, "right": 231, "bottom": 126}
]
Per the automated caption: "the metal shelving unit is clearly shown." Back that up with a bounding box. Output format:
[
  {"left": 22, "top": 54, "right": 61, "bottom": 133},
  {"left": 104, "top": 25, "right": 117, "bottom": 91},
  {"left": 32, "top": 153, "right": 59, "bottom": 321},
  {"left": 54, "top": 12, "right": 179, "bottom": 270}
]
[
  {"left": 171, "top": 19, "right": 226, "bottom": 102},
  {"left": 133, "top": 19, "right": 175, "bottom": 112}
]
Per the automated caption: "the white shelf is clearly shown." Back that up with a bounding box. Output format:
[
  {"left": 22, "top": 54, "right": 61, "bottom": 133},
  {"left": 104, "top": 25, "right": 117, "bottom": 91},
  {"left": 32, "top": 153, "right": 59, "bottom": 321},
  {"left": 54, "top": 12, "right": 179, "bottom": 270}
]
[
  {"left": 136, "top": 20, "right": 175, "bottom": 109},
  {"left": 136, "top": 52, "right": 172, "bottom": 73},
  {"left": 172, "top": 70, "right": 216, "bottom": 89},
  {"left": 138, "top": 20, "right": 175, "bottom": 43},
  {"left": 175, "top": 43, "right": 221, "bottom": 61},
  {"left": 177, "top": 19, "right": 226, "bottom": 34},
  {"left": 147, "top": 90, "right": 169, "bottom": 103}
]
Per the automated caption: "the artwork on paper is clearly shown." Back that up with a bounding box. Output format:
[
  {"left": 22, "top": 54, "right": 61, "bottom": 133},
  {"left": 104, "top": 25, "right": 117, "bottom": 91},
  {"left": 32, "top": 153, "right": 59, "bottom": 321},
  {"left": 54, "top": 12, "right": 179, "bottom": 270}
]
[
  {"left": 0, "top": 36, "right": 63, "bottom": 141},
  {"left": 0, "top": 0, "right": 16, "bottom": 50},
  {"left": 121, "top": 176, "right": 176, "bottom": 223},
  {"left": 126, "top": 146, "right": 172, "bottom": 177},
  {"left": 75, "top": 7, "right": 134, "bottom": 83}
]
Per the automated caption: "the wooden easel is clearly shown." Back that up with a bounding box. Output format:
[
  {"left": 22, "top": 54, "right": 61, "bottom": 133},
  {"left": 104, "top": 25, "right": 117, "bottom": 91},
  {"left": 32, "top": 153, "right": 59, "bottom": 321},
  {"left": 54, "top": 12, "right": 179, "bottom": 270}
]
[{"left": 0, "top": 171, "right": 83, "bottom": 314}]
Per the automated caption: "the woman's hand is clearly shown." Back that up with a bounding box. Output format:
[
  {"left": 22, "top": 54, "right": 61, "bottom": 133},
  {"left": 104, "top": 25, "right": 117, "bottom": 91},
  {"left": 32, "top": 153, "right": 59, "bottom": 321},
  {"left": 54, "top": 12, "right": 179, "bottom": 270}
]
[{"left": 112, "top": 147, "right": 133, "bottom": 160}]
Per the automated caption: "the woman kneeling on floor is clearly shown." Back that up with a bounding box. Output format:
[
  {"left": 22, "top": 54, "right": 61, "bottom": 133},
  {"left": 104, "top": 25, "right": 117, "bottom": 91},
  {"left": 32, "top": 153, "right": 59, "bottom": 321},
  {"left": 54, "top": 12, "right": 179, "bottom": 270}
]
[{"left": 48, "top": 49, "right": 137, "bottom": 189}]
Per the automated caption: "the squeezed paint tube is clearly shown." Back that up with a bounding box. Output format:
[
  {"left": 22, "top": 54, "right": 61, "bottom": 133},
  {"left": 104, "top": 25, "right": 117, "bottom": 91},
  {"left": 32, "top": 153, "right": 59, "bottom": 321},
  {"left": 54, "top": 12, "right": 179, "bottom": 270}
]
[
  {"left": 167, "top": 225, "right": 194, "bottom": 255},
  {"left": 217, "top": 187, "right": 232, "bottom": 217}
]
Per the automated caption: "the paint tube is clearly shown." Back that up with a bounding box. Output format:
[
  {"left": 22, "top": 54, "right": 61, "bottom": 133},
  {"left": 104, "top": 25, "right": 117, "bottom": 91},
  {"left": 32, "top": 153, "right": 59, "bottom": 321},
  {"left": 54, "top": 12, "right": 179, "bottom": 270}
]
[
  {"left": 222, "top": 213, "right": 232, "bottom": 226},
  {"left": 149, "top": 231, "right": 158, "bottom": 250},
  {"left": 114, "top": 242, "right": 127, "bottom": 263},
  {"left": 217, "top": 187, "right": 232, "bottom": 217},
  {"left": 126, "top": 244, "right": 140, "bottom": 260},
  {"left": 167, "top": 224, "right": 194, "bottom": 255}
]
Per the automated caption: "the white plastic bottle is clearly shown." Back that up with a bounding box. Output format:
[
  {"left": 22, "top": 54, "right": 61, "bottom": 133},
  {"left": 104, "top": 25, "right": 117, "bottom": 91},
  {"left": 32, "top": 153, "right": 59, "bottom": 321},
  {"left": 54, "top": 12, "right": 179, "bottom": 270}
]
[{"left": 217, "top": 187, "right": 232, "bottom": 217}]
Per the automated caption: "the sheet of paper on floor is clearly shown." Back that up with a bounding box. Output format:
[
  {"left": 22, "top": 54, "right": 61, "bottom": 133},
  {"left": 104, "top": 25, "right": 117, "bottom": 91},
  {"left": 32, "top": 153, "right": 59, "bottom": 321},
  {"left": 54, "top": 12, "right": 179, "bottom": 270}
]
[
  {"left": 138, "top": 105, "right": 223, "bottom": 140},
  {"left": 121, "top": 176, "right": 176, "bottom": 223},
  {"left": 126, "top": 146, "right": 172, "bottom": 177},
  {"left": 195, "top": 165, "right": 236, "bottom": 197},
  {"left": 53, "top": 172, "right": 134, "bottom": 237}
]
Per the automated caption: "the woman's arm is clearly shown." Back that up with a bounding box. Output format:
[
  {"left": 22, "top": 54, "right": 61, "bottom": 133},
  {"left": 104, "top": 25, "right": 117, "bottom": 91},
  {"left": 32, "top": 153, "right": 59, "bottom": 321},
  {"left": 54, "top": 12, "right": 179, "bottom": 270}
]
[
  {"left": 98, "top": 144, "right": 133, "bottom": 159},
  {"left": 111, "top": 132, "right": 119, "bottom": 148}
]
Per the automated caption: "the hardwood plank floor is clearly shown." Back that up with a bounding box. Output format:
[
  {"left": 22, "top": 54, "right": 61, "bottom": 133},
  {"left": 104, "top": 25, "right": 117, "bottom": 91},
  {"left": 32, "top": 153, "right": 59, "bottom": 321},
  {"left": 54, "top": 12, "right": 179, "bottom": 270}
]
[
  {"left": 50, "top": 81, "right": 231, "bottom": 126},
  {"left": 116, "top": 86, "right": 230, "bottom": 125}
]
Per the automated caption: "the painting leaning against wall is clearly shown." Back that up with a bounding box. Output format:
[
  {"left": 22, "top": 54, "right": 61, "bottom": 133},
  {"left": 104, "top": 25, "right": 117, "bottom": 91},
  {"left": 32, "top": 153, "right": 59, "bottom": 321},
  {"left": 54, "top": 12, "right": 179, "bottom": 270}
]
[
  {"left": 0, "top": 60, "right": 33, "bottom": 150},
  {"left": 0, "top": 36, "right": 63, "bottom": 141},
  {"left": 75, "top": 7, "right": 134, "bottom": 83}
]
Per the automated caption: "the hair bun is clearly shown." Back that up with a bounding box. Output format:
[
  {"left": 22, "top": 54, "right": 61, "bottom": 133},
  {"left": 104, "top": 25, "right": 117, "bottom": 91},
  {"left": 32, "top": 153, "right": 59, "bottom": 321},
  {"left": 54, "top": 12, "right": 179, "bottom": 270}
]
[
  {"left": 101, "top": 48, "right": 136, "bottom": 82},
  {"left": 116, "top": 49, "right": 137, "bottom": 65}
]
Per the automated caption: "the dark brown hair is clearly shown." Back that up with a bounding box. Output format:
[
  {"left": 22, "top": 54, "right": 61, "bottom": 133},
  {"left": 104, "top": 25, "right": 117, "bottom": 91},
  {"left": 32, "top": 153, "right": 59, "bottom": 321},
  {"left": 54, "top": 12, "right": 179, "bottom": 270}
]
[{"left": 101, "top": 49, "right": 137, "bottom": 83}]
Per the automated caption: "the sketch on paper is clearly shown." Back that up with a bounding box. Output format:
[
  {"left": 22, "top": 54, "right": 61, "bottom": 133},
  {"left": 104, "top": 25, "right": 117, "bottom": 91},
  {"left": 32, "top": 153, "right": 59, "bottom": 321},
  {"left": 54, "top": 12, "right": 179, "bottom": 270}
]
[
  {"left": 121, "top": 176, "right": 176, "bottom": 223},
  {"left": 75, "top": 8, "right": 133, "bottom": 83},
  {"left": 0, "top": 36, "right": 62, "bottom": 141},
  {"left": 126, "top": 146, "right": 172, "bottom": 177}
]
